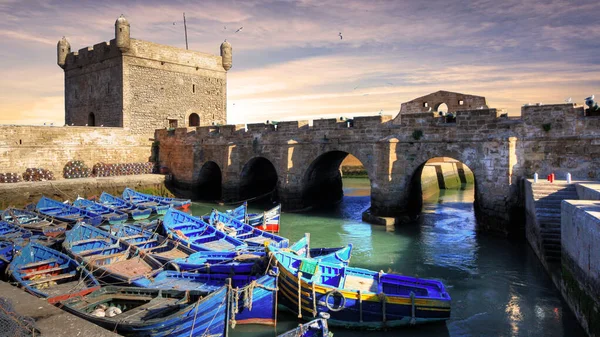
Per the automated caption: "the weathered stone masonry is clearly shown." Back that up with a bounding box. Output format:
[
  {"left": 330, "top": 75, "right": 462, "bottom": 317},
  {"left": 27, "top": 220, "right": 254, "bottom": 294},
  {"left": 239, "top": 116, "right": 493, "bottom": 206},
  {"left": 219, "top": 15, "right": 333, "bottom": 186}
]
[{"left": 155, "top": 103, "right": 600, "bottom": 235}]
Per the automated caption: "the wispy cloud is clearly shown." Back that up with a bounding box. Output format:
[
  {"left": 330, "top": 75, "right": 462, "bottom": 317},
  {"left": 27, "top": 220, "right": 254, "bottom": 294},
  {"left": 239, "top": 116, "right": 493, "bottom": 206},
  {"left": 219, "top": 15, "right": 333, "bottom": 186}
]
[{"left": 1, "top": 0, "right": 599, "bottom": 125}]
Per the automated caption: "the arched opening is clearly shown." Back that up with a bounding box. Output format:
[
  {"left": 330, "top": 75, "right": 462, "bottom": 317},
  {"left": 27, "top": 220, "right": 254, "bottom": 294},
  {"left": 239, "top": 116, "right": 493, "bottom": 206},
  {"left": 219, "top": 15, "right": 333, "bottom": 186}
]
[
  {"left": 239, "top": 157, "right": 278, "bottom": 201},
  {"left": 436, "top": 103, "right": 448, "bottom": 114},
  {"left": 195, "top": 161, "right": 222, "bottom": 201},
  {"left": 302, "top": 151, "right": 371, "bottom": 214},
  {"left": 407, "top": 156, "right": 475, "bottom": 217},
  {"left": 88, "top": 112, "right": 95, "bottom": 126},
  {"left": 188, "top": 113, "right": 200, "bottom": 127}
]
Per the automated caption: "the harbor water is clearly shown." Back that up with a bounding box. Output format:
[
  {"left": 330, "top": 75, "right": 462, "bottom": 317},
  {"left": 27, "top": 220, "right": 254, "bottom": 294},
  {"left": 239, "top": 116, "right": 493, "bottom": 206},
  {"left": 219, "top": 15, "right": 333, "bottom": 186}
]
[{"left": 189, "top": 178, "right": 586, "bottom": 337}]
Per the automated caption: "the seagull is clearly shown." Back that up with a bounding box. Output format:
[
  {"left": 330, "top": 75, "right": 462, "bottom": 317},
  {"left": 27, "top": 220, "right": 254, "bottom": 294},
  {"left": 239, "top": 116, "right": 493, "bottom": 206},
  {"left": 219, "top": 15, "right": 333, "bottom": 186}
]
[
  {"left": 85, "top": 124, "right": 88, "bottom": 126},
  {"left": 378, "top": 110, "right": 383, "bottom": 115},
  {"left": 235, "top": 26, "right": 243, "bottom": 33},
  {"left": 565, "top": 97, "right": 572, "bottom": 103},
  {"left": 224, "top": 25, "right": 227, "bottom": 30},
  {"left": 173, "top": 22, "right": 176, "bottom": 25},
  {"left": 353, "top": 85, "right": 360, "bottom": 90},
  {"left": 338, "top": 32, "right": 343, "bottom": 40}
]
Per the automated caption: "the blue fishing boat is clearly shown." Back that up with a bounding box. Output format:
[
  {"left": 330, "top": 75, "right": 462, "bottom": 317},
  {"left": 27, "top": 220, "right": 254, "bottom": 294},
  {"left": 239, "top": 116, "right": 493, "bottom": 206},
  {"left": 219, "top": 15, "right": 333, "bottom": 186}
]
[
  {"left": 171, "top": 239, "right": 351, "bottom": 274},
  {"left": 123, "top": 187, "right": 191, "bottom": 211},
  {"left": 227, "top": 202, "right": 282, "bottom": 233},
  {"left": 98, "top": 192, "right": 152, "bottom": 220},
  {"left": 163, "top": 208, "right": 247, "bottom": 252},
  {"left": 271, "top": 247, "right": 452, "bottom": 329},
  {"left": 0, "top": 241, "right": 14, "bottom": 272},
  {"left": 289, "top": 234, "right": 353, "bottom": 266},
  {"left": 63, "top": 223, "right": 163, "bottom": 284},
  {"left": 1, "top": 207, "right": 68, "bottom": 238},
  {"left": 59, "top": 285, "right": 229, "bottom": 337},
  {"left": 278, "top": 317, "right": 332, "bottom": 337},
  {"left": 36, "top": 196, "right": 103, "bottom": 226},
  {"left": 111, "top": 224, "right": 197, "bottom": 267},
  {"left": 0, "top": 220, "right": 33, "bottom": 240},
  {"left": 7, "top": 242, "right": 100, "bottom": 304},
  {"left": 209, "top": 210, "right": 289, "bottom": 248},
  {"left": 99, "top": 219, "right": 161, "bottom": 234},
  {"left": 73, "top": 198, "right": 129, "bottom": 225},
  {"left": 132, "top": 270, "right": 278, "bottom": 326}
]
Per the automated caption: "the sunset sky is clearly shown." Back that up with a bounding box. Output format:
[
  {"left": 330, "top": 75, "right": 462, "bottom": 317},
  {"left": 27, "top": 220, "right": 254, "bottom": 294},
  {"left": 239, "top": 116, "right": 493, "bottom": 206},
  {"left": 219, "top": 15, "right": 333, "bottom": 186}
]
[{"left": 1, "top": 0, "right": 599, "bottom": 125}]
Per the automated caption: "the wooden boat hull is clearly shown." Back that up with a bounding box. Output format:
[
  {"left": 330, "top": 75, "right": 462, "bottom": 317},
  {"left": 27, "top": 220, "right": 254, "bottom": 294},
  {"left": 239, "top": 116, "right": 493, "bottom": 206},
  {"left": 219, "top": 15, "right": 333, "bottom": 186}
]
[
  {"left": 131, "top": 270, "right": 278, "bottom": 326},
  {"left": 163, "top": 208, "right": 247, "bottom": 252},
  {"left": 59, "top": 286, "right": 229, "bottom": 337},
  {"left": 0, "top": 241, "right": 14, "bottom": 272},
  {"left": 210, "top": 210, "right": 289, "bottom": 248},
  {"left": 0, "top": 220, "right": 33, "bottom": 239},
  {"left": 277, "top": 318, "right": 331, "bottom": 337},
  {"left": 273, "top": 248, "right": 451, "bottom": 329},
  {"left": 122, "top": 188, "right": 191, "bottom": 212},
  {"left": 63, "top": 223, "right": 164, "bottom": 284},
  {"left": 289, "top": 235, "right": 353, "bottom": 266},
  {"left": 7, "top": 242, "right": 100, "bottom": 304},
  {"left": 172, "top": 251, "right": 267, "bottom": 274},
  {"left": 36, "top": 196, "right": 103, "bottom": 226},
  {"left": 98, "top": 192, "right": 153, "bottom": 220},
  {"left": 131, "top": 208, "right": 152, "bottom": 220},
  {"left": 2, "top": 208, "right": 68, "bottom": 238},
  {"left": 73, "top": 198, "right": 129, "bottom": 225}
]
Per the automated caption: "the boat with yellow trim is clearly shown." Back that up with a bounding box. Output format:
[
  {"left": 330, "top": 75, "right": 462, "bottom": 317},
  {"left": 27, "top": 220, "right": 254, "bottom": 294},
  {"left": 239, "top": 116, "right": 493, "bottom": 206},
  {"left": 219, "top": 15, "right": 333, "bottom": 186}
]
[{"left": 270, "top": 246, "right": 451, "bottom": 329}]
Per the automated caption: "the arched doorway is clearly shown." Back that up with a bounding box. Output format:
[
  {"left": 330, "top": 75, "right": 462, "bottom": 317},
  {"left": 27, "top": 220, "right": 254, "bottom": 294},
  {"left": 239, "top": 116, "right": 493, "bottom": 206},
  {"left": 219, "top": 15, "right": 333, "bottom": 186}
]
[
  {"left": 188, "top": 113, "right": 200, "bottom": 127},
  {"left": 196, "top": 161, "right": 222, "bottom": 200},
  {"left": 436, "top": 103, "right": 448, "bottom": 114},
  {"left": 88, "top": 112, "right": 95, "bottom": 126},
  {"left": 239, "top": 157, "right": 278, "bottom": 200},
  {"left": 302, "top": 151, "right": 371, "bottom": 213}
]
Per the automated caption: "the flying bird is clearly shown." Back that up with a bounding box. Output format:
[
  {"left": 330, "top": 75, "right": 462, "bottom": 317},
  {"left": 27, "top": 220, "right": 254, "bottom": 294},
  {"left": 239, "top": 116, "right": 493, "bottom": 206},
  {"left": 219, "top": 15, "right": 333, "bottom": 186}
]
[
  {"left": 338, "top": 32, "right": 343, "bottom": 40},
  {"left": 224, "top": 25, "right": 227, "bottom": 30},
  {"left": 565, "top": 97, "right": 572, "bottom": 103},
  {"left": 173, "top": 22, "right": 176, "bottom": 25},
  {"left": 353, "top": 85, "right": 360, "bottom": 90},
  {"left": 235, "top": 27, "right": 243, "bottom": 33}
]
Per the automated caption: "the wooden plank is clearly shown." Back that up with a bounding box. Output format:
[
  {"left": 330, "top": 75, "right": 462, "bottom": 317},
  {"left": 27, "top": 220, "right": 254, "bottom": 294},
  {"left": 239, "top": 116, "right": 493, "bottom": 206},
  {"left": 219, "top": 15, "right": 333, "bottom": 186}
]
[
  {"left": 19, "top": 259, "right": 57, "bottom": 269},
  {"left": 26, "top": 273, "right": 76, "bottom": 286}
]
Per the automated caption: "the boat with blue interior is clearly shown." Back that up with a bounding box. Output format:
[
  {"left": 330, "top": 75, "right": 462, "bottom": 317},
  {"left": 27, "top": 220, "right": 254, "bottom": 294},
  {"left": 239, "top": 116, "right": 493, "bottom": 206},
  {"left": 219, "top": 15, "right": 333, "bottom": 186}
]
[
  {"left": 162, "top": 208, "right": 247, "bottom": 252},
  {"left": 270, "top": 246, "right": 452, "bottom": 329},
  {"left": 1, "top": 207, "right": 68, "bottom": 238},
  {"left": 123, "top": 188, "right": 191, "bottom": 211},
  {"left": 209, "top": 210, "right": 289, "bottom": 248},
  {"left": 73, "top": 198, "right": 129, "bottom": 225},
  {"left": 98, "top": 192, "right": 152, "bottom": 220},
  {"left": 36, "top": 196, "right": 103, "bottom": 226}
]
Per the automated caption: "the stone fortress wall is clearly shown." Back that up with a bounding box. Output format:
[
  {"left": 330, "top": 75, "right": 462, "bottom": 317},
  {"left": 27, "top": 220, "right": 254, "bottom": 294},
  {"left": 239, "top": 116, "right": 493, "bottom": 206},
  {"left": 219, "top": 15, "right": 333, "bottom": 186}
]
[{"left": 155, "top": 99, "right": 600, "bottom": 235}]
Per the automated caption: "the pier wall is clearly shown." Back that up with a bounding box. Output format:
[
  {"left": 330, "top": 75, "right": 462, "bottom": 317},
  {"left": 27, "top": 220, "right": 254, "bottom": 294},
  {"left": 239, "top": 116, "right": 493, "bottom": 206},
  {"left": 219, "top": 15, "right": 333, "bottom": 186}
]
[
  {"left": 0, "top": 125, "right": 152, "bottom": 178},
  {"left": 561, "top": 199, "right": 600, "bottom": 337}
]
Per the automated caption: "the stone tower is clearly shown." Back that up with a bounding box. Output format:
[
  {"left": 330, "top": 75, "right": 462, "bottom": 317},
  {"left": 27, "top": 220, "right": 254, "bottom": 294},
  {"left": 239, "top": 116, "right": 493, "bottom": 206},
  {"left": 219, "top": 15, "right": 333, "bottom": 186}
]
[{"left": 58, "top": 15, "right": 230, "bottom": 136}]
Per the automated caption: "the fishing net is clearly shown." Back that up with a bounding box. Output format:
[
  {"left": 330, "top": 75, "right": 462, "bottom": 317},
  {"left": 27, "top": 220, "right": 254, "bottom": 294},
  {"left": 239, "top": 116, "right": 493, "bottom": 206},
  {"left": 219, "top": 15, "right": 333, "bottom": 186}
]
[
  {"left": 23, "top": 168, "right": 55, "bottom": 181},
  {"left": 0, "top": 173, "right": 22, "bottom": 183},
  {"left": 92, "top": 162, "right": 154, "bottom": 177},
  {"left": 0, "top": 298, "right": 38, "bottom": 337},
  {"left": 63, "top": 160, "right": 91, "bottom": 179}
]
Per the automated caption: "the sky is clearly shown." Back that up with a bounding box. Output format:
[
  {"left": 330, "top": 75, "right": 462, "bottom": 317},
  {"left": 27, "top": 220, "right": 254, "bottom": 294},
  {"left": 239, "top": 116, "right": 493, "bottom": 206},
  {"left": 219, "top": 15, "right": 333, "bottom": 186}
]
[{"left": 1, "top": 0, "right": 599, "bottom": 125}]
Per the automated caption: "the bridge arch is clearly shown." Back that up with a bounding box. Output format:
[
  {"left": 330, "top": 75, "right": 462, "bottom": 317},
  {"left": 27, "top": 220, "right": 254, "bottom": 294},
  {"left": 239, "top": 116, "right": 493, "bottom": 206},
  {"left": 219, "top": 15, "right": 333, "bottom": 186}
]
[
  {"left": 239, "top": 156, "right": 278, "bottom": 200},
  {"left": 301, "top": 150, "right": 373, "bottom": 208},
  {"left": 405, "top": 152, "right": 479, "bottom": 218},
  {"left": 195, "top": 161, "right": 222, "bottom": 201}
]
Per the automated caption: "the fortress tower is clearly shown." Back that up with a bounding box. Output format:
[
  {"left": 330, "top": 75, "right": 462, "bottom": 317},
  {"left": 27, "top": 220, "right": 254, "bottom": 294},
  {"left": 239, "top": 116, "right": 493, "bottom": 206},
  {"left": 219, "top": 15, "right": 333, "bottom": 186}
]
[{"left": 57, "top": 15, "right": 231, "bottom": 136}]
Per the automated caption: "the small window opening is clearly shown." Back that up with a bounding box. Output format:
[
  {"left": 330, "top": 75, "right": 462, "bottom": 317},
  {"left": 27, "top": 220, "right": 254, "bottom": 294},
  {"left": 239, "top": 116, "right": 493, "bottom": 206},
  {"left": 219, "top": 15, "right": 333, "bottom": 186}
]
[
  {"left": 168, "top": 119, "right": 178, "bottom": 129},
  {"left": 423, "top": 102, "right": 428, "bottom": 108},
  {"left": 19, "top": 139, "right": 22, "bottom": 145},
  {"left": 189, "top": 113, "right": 200, "bottom": 127},
  {"left": 459, "top": 100, "right": 464, "bottom": 105},
  {"left": 192, "top": 84, "right": 195, "bottom": 93},
  {"left": 120, "top": 28, "right": 123, "bottom": 32}
]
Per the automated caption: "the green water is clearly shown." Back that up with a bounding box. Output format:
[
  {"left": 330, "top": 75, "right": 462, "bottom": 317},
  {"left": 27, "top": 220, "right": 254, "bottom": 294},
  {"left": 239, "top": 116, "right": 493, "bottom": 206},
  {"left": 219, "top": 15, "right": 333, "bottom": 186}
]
[{"left": 188, "top": 178, "right": 585, "bottom": 337}]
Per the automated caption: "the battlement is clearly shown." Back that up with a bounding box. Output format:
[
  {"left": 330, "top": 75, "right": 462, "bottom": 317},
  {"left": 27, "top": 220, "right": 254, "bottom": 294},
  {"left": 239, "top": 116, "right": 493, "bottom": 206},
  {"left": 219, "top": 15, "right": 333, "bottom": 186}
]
[{"left": 64, "top": 39, "right": 121, "bottom": 70}]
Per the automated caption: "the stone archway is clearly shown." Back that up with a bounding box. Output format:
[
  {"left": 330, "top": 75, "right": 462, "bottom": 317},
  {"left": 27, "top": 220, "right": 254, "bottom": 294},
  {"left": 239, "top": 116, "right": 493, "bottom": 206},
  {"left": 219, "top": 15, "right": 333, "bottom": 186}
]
[
  {"left": 188, "top": 113, "right": 200, "bottom": 127},
  {"left": 301, "top": 150, "right": 372, "bottom": 209},
  {"left": 239, "top": 157, "right": 278, "bottom": 200},
  {"left": 196, "top": 161, "right": 222, "bottom": 200}
]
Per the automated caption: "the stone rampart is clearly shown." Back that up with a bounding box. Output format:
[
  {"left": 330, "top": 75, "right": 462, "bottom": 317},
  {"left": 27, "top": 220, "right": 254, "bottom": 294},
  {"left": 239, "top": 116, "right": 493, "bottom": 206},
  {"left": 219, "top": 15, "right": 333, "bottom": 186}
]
[{"left": 0, "top": 126, "right": 151, "bottom": 177}]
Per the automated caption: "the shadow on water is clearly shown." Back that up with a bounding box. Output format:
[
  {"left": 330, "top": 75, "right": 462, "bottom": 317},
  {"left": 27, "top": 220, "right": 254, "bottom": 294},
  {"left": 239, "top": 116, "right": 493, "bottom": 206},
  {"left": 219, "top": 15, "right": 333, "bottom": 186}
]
[{"left": 190, "top": 178, "right": 585, "bottom": 337}]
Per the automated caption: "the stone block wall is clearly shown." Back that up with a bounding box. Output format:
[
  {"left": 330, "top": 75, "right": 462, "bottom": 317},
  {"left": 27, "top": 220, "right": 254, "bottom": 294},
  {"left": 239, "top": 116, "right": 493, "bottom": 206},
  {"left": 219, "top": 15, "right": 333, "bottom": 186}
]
[
  {"left": 561, "top": 199, "right": 600, "bottom": 337},
  {"left": 0, "top": 126, "right": 151, "bottom": 177},
  {"left": 395, "top": 90, "right": 488, "bottom": 121}
]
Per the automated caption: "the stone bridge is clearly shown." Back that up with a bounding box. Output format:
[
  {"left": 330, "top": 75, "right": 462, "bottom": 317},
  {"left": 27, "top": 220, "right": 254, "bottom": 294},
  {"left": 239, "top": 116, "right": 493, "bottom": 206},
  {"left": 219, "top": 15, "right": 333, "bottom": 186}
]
[{"left": 156, "top": 103, "right": 600, "bottom": 235}]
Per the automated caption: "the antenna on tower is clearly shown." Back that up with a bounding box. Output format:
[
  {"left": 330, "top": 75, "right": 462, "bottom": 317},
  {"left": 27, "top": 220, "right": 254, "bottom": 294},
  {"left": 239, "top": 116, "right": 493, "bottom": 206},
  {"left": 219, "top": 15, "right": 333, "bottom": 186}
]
[{"left": 183, "top": 12, "right": 189, "bottom": 50}]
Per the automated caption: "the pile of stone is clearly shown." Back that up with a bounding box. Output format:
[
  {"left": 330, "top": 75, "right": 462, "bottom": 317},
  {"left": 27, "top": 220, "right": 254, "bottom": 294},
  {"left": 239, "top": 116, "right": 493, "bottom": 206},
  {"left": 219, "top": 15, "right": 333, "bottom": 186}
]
[
  {"left": 22, "top": 168, "right": 55, "bottom": 181},
  {"left": 92, "top": 162, "right": 154, "bottom": 177},
  {"left": 0, "top": 173, "right": 22, "bottom": 183},
  {"left": 63, "top": 160, "right": 91, "bottom": 179}
]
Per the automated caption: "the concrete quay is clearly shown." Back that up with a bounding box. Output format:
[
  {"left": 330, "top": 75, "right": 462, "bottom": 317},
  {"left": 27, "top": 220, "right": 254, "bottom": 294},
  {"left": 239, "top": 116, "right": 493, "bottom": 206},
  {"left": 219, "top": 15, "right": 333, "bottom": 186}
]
[
  {"left": 0, "top": 281, "right": 120, "bottom": 336},
  {"left": 525, "top": 179, "right": 600, "bottom": 337}
]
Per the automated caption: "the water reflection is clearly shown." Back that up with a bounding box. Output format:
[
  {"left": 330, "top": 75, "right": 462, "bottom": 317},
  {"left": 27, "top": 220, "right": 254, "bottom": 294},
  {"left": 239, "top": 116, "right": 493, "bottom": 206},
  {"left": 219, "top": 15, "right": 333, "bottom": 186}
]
[{"left": 189, "top": 178, "right": 585, "bottom": 337}]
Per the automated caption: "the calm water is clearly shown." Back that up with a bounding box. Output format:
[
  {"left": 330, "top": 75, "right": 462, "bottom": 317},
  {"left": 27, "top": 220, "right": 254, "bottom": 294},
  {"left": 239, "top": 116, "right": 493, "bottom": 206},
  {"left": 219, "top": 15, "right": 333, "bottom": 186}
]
[{"left": 189, "top": 178, "right": 585, "bottom": 337}]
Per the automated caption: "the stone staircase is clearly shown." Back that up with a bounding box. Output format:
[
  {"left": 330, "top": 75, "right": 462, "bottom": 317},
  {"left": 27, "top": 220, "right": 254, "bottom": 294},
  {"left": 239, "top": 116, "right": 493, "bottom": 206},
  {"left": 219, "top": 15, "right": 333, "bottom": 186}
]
[{"left": 531, "top": 182, "right": 578, "bottom": 262}]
